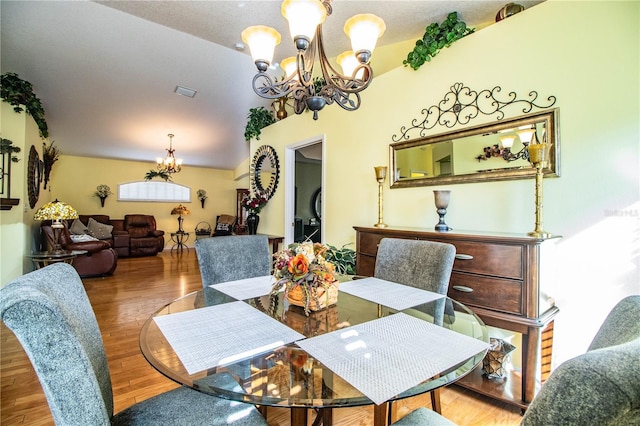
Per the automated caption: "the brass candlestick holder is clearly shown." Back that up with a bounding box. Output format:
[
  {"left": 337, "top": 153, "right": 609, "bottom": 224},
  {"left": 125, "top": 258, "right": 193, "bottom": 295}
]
[
  {"left": 373, "top": 166, "right": 387, "bottom": 228},
  {"left": 527, "top": 142, "right": 552, "bottom": 238}
]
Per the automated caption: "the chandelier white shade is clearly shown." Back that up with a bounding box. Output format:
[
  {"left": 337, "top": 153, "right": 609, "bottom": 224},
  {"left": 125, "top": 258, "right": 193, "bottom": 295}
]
[{"left": 242, "top": 0, "right": 385, "bottom": 120}]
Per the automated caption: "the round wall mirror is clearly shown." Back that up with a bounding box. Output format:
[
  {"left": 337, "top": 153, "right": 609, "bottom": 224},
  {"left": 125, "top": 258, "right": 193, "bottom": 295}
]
[
  {"left": 311, "top": 187, "right": 321, "bottom": 222},
  {"left": 250, "top": 145, "right": 280, "bottom": 200},
  {"left": 27, "top": 145, "right": 41, "bottom": 208}
]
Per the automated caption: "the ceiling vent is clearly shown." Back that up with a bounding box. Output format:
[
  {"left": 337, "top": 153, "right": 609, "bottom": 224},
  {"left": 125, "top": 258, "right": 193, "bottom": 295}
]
[{"left": 174, "top": 85, "right": 197, "bottom": 98}]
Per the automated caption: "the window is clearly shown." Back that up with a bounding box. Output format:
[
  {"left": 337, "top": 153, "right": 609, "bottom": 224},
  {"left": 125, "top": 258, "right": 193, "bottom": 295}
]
[{"left": 118, "top": 181, "right": 190, "bottom": 202}]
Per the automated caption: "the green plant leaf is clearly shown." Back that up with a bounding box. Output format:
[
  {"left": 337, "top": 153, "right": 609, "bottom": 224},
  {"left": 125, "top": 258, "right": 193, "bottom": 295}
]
[
  {"left": 244, "top": 106, "right": 276, "bottom": 142},
  {"left": 1, "top": 72, "right": 49, "bottom": 138},
  {"left": 403, "top": 12, "right": 474, "bottom": 71}
]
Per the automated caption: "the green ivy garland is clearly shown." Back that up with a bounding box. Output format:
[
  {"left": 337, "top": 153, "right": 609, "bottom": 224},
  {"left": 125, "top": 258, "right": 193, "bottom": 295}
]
[
  {"left": 244, "top": 107, "right": 276, "bottom": 142},
  {"left": 1, "top": 72, "right": 49, "bottom": 138},
  {"left": 403, "top": 12, "right": 474, "bottom": 71}
]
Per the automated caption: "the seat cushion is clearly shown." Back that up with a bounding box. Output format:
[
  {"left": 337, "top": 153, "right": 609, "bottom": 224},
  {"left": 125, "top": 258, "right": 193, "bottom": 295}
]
[{"left": 111, "top": 386, "right": 267, "bottom": 426}]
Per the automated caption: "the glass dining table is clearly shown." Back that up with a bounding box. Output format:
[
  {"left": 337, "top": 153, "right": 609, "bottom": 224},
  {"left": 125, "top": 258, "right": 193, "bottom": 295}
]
[{"left": 139, "top": 283, "right": 488, "bottom": 426}]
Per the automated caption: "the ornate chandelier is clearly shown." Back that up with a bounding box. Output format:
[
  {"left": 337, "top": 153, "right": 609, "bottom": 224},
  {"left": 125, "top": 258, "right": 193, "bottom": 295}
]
[
  {"left": 242, "top": 0, "right": 385, "bottom": 120},
  {"left": 156, "top": 133, "right": 182, "bottom": 174}
]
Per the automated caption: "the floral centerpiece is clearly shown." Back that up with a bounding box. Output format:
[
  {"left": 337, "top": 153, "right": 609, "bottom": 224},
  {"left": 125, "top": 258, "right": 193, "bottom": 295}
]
[
  {"left": 241, "top": 190, "right": 268, "bottom": 214},
  {"left": 271, "top": 241, "right": 339, "bottom": 316}
]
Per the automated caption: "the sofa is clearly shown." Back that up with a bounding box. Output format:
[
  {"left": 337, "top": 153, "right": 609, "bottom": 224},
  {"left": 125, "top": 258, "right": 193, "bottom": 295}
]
[
  {"left": 40, "top": 222, "right": 118, "bottom": 278},
  {"left": 73, "top": 214, "right": 165, "bottom": 257}
]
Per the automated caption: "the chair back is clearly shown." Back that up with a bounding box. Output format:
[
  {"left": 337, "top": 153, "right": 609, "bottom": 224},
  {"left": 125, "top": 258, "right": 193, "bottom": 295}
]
[
  {"left": 588, "top": 295, "right": 640, "bottom": 351},
  {"left": 374, "top": 238, "right": 456, "bottom": 294},
  {"left": 522, "top": 295, "right": 640, "bottom": 425},
  {"left": 0, "top": 263, "right": 113, "bottom": 424},
  {"left": 195, "top": 235, "right": 271, "bottom": 288}
]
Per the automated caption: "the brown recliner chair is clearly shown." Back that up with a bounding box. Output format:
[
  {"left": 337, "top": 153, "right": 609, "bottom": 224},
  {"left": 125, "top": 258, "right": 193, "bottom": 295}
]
[
  {"left": 123, "top": 214, "right": 165, "bottom": 256},
  {"left": 40, "top": 223, "right": 118, "bottom": 278}
]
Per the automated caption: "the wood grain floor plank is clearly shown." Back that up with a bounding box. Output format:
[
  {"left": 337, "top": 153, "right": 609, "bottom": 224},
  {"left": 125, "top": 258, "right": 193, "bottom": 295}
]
[{"left": 1, "top": 251, "right": 522, "bottom": 425}]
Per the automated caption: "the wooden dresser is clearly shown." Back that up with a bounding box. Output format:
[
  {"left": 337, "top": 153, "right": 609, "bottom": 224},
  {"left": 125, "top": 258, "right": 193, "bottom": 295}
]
[{"left": 354, "top": 226, "right": 560, "bottom": 409}]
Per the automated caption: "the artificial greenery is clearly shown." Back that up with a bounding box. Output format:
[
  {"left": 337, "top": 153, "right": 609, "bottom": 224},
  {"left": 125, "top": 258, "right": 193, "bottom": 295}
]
[
  {"left": 42, "top": 140, "right": 61, "bottom": 189},
  {"left": 312, "top": 77, "right": 326, "bottom": 96},
  {"left": 144, "top": 170, "right": 171, "bottom": 181},
  {"left": 244, "top": 107, "right": 276, "bottom": 142},
  {"left": 0, "top": 138, "right": 21, "bottom": 163},
  {"left": 325, "top": 243, "right": 357, "bottom": 276},
  {"left": 1, "top": 72, "right": 49, "bottom": 138},
  {"left": 403, "top": 12, "right": 474, "bottom": 71}
]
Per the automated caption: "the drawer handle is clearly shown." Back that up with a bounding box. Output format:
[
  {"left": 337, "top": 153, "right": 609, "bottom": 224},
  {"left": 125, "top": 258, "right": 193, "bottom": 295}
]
[
  {"left": 452, "top": 285, "right": 474, "bottom": 293},
  {"left": 455, "top": 254, "right": 474, "bottom": 260}
]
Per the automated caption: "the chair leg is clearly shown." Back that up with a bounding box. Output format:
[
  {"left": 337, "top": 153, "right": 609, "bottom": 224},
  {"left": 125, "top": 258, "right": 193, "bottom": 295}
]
[{"left": 430, "top": 389, "right": 442, "bottom": 414}]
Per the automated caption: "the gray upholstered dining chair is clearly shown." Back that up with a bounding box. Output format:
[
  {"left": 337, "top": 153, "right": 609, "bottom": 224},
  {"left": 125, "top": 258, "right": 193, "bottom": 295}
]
[
  {"left": 374, "top": 238, "right": 456, "bottom": 415},
  {"left": 391, "top": 295, "right": 640, "bottom": 426},
  {"left": 195, "top": 235, "right": 271, "bottom": 289},
  {"left": 374, "top": 238, "right": 456, "bottom": 295},
  {"left": 0, "top": 263, "right": 268, "bottom": 426}
]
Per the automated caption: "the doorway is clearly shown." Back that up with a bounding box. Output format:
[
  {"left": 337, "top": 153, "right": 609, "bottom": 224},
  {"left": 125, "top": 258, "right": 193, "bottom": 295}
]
[{"left": 284, "top": 136, "right": 324, "bottom": 245}]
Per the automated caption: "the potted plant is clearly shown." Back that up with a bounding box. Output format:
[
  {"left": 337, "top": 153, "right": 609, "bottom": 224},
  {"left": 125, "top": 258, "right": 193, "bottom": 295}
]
[
  {"left": 197, "top": 189, "right": 207, "bottom": 208},
  {"left": 403, "top": 12, "right": 474, "bottom": 70},
  {"left": 144, "top": 170, "right": 171, "bottom": 181},
  {"left": 1, "top": 72, "right": 49, "bottom": 138},
  {"left": 325, "top": 243, "right": 357, "bottom": 276},
  {"left": 244, "top": 107, "right": 275, "bottom": 142},
  {"left": 94, "top": 184, "right": 112, "bottom": 207},
  {"left": 241, "top": 190, "right": 268, "bottom": 234},
  {"left": 42, "top": 140, "right": 61, "bottom": 189}
]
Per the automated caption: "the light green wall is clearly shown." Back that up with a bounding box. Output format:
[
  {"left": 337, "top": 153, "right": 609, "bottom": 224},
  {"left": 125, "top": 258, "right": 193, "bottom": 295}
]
[
  {"left": 0, "top": 103, "right": 50, "bottom": 285},
  {"left": 252, "top": 1, "right": 639, "bottom": 365},
  {"left": 295, "top": 161, "right": 321, "bottom": 222}
]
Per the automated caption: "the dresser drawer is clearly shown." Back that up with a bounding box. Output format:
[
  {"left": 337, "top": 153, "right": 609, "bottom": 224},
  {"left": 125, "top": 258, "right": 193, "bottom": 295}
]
[
  {"left": 358, "top": 232, "right": 418, "bottom": 256},
  {"left": 448, "top": 272, "right": 523, "bottom": 315},
  {"left": 449, "top": 241, "right": 523, "bottom": 280}
]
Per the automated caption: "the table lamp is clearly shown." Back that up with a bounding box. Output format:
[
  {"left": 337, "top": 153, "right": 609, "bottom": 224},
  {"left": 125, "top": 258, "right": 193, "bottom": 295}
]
[
  {"left": 171, "top": 204, "right": 190, "bottom": 234},
  {"left": 34, "top": 199, "right": 78, "bottom": 253}
]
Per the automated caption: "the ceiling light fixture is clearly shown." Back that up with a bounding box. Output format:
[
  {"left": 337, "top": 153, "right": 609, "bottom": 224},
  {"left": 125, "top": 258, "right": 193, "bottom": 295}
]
[
  {"left": 242, "top": 0, "right": 385, "bottom": 120},
  {"left": 157, "top": 133, "right": 182, "bottom": 175}
]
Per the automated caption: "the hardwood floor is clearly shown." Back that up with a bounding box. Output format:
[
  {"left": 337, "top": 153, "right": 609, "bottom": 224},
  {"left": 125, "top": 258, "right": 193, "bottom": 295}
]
[{"left": 1, "top": 250, "right": 523, "bottom": 425}]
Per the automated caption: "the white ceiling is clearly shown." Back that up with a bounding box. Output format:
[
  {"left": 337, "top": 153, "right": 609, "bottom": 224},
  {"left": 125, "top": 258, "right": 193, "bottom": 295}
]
[{"left": 1, "top": 0, "right": 543, "bottom": 170}]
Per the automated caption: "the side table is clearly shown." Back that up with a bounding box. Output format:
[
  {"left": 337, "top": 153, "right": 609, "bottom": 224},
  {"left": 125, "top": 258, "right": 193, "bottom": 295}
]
[
  {"left": 170, "top": 232, "right": 190, "bottom": 252},
  {"left": 27, "top": 250, "right": 88, "bottom": 270}
]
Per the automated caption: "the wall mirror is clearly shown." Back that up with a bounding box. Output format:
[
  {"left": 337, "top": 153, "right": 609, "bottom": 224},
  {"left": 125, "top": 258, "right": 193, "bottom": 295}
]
[
  {"left": 390, "top": 108, "right": 559, "bottom": 188},
  {"left": 250, "top": 145, "right": 280, "bottom": 200}
]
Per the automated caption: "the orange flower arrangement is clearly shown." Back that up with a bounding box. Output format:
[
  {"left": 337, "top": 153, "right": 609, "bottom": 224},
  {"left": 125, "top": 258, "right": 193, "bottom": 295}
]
[{"left": 271, "top": 242, "right": 338, "bottom": 315}]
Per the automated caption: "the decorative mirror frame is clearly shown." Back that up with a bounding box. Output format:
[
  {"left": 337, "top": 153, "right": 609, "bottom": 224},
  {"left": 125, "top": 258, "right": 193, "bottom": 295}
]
[
  {"left": 390, "top": 108, "right": 560, "bottom": 188},
  {"left": 311, "top": 187, "right": 321, "bottom": 222},
  {"left": 390, "top": 82, "right": 559, "bottom": 188},
  {"left": 250, "top": 145, "right": 280, "bottom": 200},
  {"left": 27, "top": 145, "right": 41, "bottom": 208}
]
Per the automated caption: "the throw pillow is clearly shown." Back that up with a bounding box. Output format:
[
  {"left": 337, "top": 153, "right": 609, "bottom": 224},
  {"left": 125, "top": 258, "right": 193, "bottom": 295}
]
[
  {"left": 214, "top": 222, "right": 233, "bottom": 236},
  {"left": 87, "top": 217, "right": 113, "bottom": 240},
  {"left": 69, "top": 219, "right": 90, "bottom": 235}
]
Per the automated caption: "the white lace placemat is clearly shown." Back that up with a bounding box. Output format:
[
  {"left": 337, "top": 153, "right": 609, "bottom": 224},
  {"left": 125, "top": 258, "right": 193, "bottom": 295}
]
[
  {"left": 339, "top": 277, "right": 444, "bottom": 310},
  {"left": 154, "top": 301, "right": 304, "bottom": 374},
  {"left": 296, "top": 312, "right": 488, "bottom": 405},
  {"left": 210, "top": 275, "right": 275, "bottom": 300}
]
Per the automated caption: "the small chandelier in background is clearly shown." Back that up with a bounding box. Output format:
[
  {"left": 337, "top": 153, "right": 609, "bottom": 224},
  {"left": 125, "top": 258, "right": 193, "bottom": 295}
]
[
  {"left": 156, "top": 133, "right": 182, "bottom": 174},
  {"left": 242, "top": 0, "right": 385, "bottom": 120},
  {"left": 476, "top": 125, "right": 540, "bottom": 162}
]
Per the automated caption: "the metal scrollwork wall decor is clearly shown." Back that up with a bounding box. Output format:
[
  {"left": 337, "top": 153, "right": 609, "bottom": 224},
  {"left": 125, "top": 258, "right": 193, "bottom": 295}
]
[
  {"left": 250, "top": 145, "right": 280, "bottom": 200},
  {"left": 392, "top": 82, "right": 557, "bottom": 142}
]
